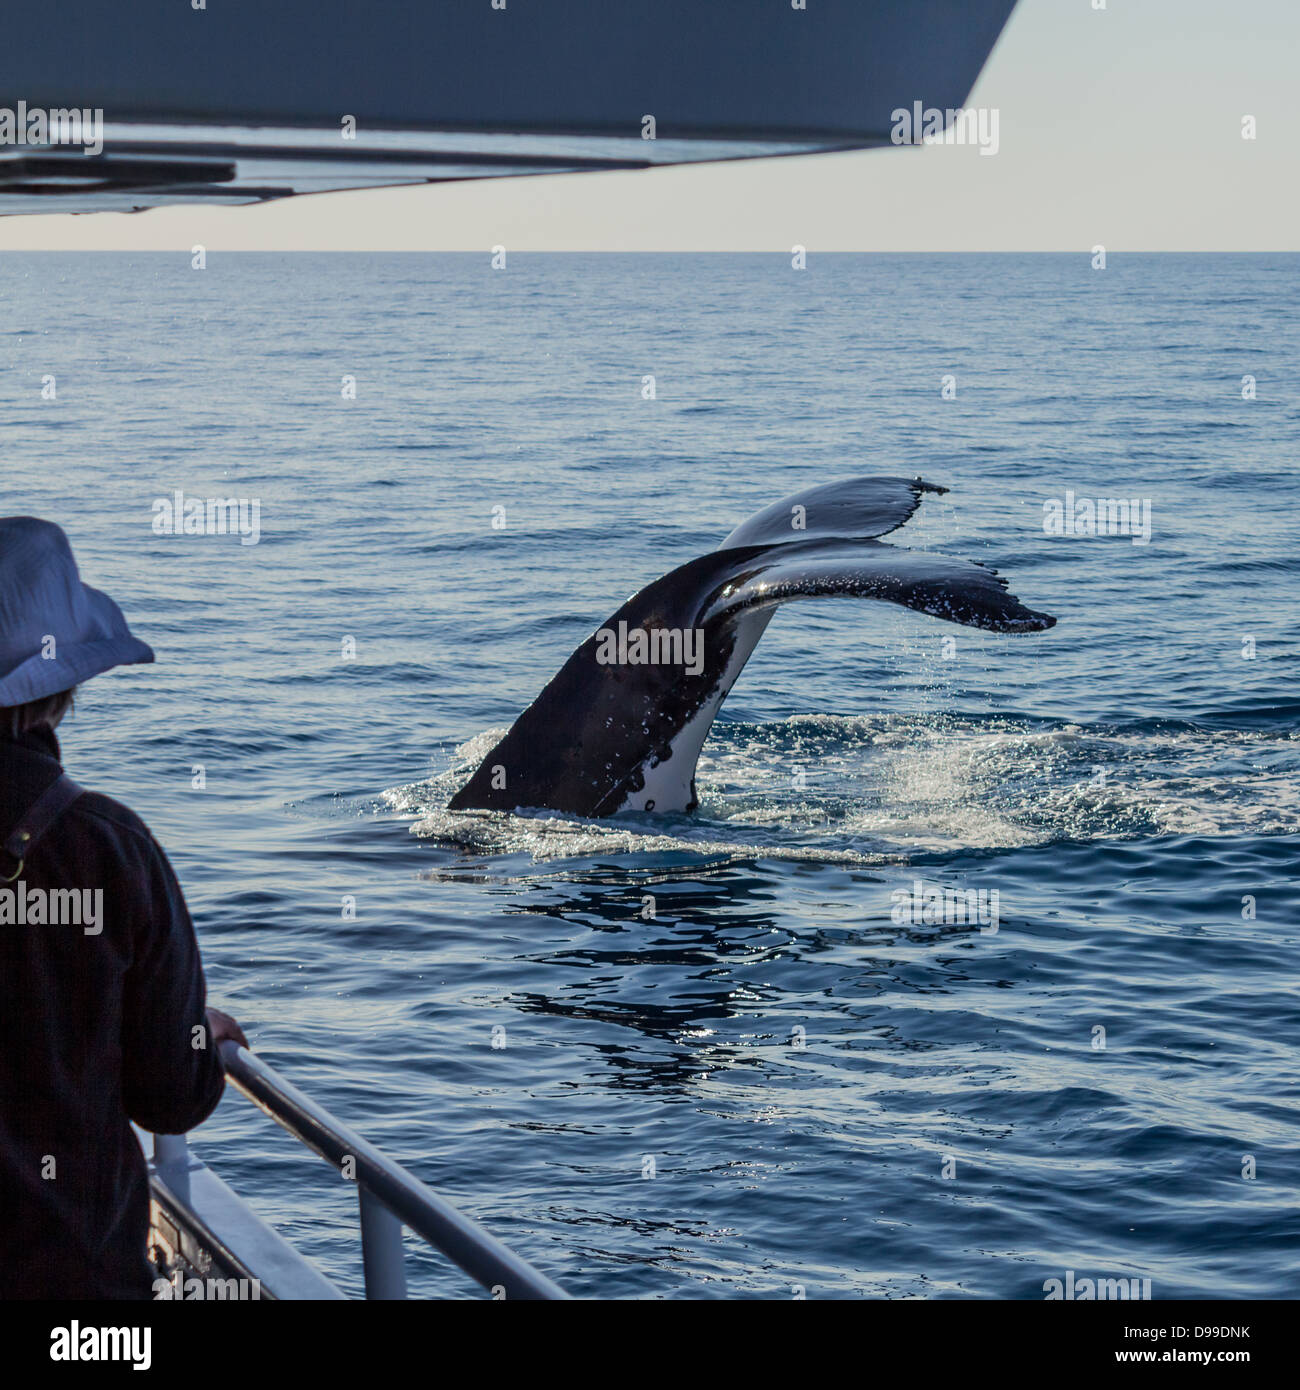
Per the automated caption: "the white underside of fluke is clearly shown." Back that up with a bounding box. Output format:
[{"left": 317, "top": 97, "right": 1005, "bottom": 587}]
[{"left": 614, "top": 611, "right": 774, "bottom": 813}]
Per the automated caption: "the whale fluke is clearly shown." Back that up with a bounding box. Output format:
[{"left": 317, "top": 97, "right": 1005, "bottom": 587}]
[{"left": 448, "top": 477, "right": 1055, "bottom": 817}]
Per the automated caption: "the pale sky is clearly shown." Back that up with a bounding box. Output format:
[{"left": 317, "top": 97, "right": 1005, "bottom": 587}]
[{"left": 1, "top": 0, "right": 1295, "bottom": 252}]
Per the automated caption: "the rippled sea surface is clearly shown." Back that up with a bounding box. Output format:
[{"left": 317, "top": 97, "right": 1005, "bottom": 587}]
[{"left": 3, "top": 252, "right": 1297, "bottom": 1298}]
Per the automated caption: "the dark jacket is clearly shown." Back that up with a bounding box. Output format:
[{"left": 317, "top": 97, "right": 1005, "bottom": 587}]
[{"left": 0, "top": 727, "right": 223, "bottom": 1299}]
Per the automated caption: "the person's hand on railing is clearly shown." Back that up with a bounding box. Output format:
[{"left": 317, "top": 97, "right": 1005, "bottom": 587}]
[{"left": 206, "top": 1007, "right": 248, "bottom": 1057}]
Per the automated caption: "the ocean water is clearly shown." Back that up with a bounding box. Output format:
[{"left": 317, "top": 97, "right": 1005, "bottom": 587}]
[{"left": 2, "top": 251, "right": 1297, "bottom": 1299}]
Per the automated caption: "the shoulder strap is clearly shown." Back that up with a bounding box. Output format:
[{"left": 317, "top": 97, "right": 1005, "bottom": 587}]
[{"left": 3, "top": 773, "right": 86, "bottom": 862}]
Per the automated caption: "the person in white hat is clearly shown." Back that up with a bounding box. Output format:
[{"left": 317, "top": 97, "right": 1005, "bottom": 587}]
[{"left": 0, "top": 516, "right": 246, "bottom": 1300}]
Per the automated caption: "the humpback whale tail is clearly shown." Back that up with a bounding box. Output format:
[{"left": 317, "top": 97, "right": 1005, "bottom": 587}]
[{"left": 448, "top": 478, "right": 1055, "bottom": 818}]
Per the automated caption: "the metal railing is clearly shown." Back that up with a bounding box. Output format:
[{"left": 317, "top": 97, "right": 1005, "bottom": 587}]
[
  {"left": 150, "top": 1042, "right": 568, "bottom": 1300},
  {"left": 147, "top": 1128, "right": 345, "bottom": 1300}
]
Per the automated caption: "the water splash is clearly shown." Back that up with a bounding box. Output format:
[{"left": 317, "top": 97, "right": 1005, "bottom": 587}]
[{"left": 389, "top": 714, "right": 1299, "bottom": 867}]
